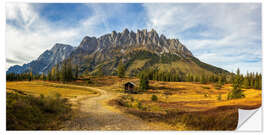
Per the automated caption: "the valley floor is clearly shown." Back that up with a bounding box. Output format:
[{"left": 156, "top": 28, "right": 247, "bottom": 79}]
[
  {"left": 6, "top": 77, "right": 262, "bottom": 130},
  {"left": 6, "top": 81, "right": 175, "bottom": 130},
  {"left": 61, "top": 86, "right": 173, "bottom": 130}
]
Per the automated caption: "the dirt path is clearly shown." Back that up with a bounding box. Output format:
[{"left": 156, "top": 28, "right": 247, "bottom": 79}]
[{"left": 62, "top": 86, "right": 168, "bottom": 130}]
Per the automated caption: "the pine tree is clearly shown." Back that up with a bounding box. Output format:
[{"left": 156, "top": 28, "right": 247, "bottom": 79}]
[
  {"left": 75, "top": 64, "right": 79, "bottom": 80},
  {"left": 117, "top": 60, "right": 125, "bottom": 78},
  {"left": 67, "top": 60, "right": 73, "bottom": 81},
  {"left": 200, "top": 74, "right": 207, "bottom": 84},
  {"left": 258, "top": 73, "right": 262, "bottom": 90},
  {"left": 51, "top": 67, "right": 56, "bottom": 81},
  {"left": 218, "top": 75, "right": 224, "bottom": 86},
  {"left": 139, "top": 72, "right": 149, "bottom": 91},
  {"left": 227, "top": 68, "right": 245, "bottom": 100},
  {"left": 48, "top": 70, "right": 52, "bottom": 81},
  {"left": 61, "top": 60, "right": 67, "bottom": 82},
  {"left": 28, "top": 71, "right": 32, "bottom": 81},
  {"left": 243, "top": 77, "right": 249, "bottom": 89},
  {"left": 56, "top": 64, "right": 60, "bottom": 81}
]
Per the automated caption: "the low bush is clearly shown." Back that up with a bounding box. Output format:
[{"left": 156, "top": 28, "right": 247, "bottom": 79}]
[
  {"left": 227, "top": 90, "right": 245, "bottom": 100},
  {"left": 217, "top": 94, "right": 222, "bottom": 101},
  {"left": 7, "top": 92, "right": 71, "bottom": 130},
  {"left": 214, "top": 84, "right": 222, "bottom": 90},
  {"left": 201, "top": 86, "right": 210, "bottom": 89},
  {"left": 151, "top": 95, "right": 158, "bottom": 102}
]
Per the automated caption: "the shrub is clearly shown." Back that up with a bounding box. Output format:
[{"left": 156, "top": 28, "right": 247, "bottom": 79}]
[
  {"left": 151, "top": 95, "right": 158, "bottom": 102},
  {"left": 201, "top": 86, "right": 210, "bottom": 89},
  {"left": 214, "top": 84, "right": 222, "bottom": 90},
  {"left": 227, "top": 90, "right": 245, "bottom": 100},
  {"left": 6, "top": 92, "right": 71, "bottom": 130},
  {"left": 139, "top": 76, "right": 149, "bottom": 90},
  {"left": 137, "top": 102, "right": 143, "bottom": 110},
  {"left": 87, "top": 80, "right": 93, "bottom": 84},
  {"left": 217, "top": 94, "right": 222, "bottom": 101},
  {"left": 130, "top": 97, "right": 134, "bottom": 102}
]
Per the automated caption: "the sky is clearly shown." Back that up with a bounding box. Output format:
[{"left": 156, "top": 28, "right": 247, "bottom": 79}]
[{"left": 5, "top": 3, "right": 262, "bottom": 74}]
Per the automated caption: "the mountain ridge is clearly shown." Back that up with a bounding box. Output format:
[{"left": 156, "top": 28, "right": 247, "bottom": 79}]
[
  {"left": 7, "top": 43, "right": 74, "bottom": 74},
  {"left": 7, "top": 28, "right": 228, "bottom": 77},
  {"left": 68, "top": 28, "right": 228, "bottom": 76}
]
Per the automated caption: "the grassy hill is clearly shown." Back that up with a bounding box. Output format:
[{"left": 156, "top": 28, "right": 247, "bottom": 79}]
[{"left": 78, "top": 50, "right": 228, "bottom": 77}]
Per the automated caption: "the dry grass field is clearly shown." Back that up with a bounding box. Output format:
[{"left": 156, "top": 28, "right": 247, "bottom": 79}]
[
  {"left": 102, "top": 77, "right": 262, "bottom": 130},
  {"left": 6, "top": 81, "right": 99, "bottom": 110},
  {"left": 128, "top": 81, "right": 261, "bottom": 111},
  {"left": 6, "top": 81, "right": 98, "bottom": 98},
  {"left": 69, "top": 76, "right": 261, "bottom": 112},
  {"left": 6, "top": 77, "right": 262, "bottom": 130}
]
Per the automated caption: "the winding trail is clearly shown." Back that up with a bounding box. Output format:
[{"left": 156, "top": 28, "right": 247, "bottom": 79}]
[{"left": 62, "top": 86, "right": 166, "bottom": 130}]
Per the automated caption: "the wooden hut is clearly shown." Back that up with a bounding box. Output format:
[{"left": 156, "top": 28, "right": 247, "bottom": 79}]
[{"left": 124, "top": 82, "right": 136, "bottom": 93}]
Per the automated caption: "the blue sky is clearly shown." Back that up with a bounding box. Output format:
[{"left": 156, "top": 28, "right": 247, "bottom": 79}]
[{"left": 6, "top": 3, "right": 262, "bottom": 74}]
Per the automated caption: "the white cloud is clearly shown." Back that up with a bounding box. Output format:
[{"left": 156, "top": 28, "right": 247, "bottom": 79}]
[
  {"left": 6, "top": 3, "right": 144, "bottom": 70},
  {"left": 6, "top": 3, "right": 262, "bottom": 74},
  {"left": 5, "top": 3, "right": 110, "bottom": 70},
  {"left": 143, "top": 3, "right": 262, "bottom": 73}
]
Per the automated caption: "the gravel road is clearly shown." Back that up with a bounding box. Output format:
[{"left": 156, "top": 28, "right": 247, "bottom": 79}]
[{"left": 62, "top": 86, "right": 167, "bottom": 130}]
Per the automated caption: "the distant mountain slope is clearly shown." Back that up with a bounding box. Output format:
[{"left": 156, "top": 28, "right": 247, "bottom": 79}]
[
  {"left": 7, "top": 43, "right": 74, "bottom": 74},
  {"left": 68, "top": 28, "right": 228, "bottom": 76}
]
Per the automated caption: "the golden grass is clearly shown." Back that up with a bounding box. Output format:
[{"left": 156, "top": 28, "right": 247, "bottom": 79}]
[
  {"left": 128, "top": 81, "right": 261, "bottom": 112},
  {"left": 6, "top": 81, "right": 98, "bottom": 98},
  {"left": 81, "top": 76, "right": 261, "bottom": 111}
]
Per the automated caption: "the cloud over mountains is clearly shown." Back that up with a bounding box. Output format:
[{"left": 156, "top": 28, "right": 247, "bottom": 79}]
[{"left": 6, "top": 3, "right": 261, "bottom": 73}]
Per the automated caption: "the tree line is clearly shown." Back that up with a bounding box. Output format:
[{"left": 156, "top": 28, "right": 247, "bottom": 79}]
[
  {"left": 136, "top": 68, "right": 262, "bottom": 90},
  {"left": 7, "top": 61, "right": 262, "bottom": 91},
  {"left": 7, "top": 59, "right": 79, "bottom": 83}
]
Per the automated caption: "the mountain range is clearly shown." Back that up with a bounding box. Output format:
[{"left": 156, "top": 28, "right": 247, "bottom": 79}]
[
  {"left": 7, "top": 43, "right": 74, "bottom": 74},
  {"left": 7, "top": 28, "right": 228, "bottom": 76}
]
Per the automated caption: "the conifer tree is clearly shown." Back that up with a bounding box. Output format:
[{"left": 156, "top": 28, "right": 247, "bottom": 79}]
[
  {"left": 61, "top": 60, "right": 67, "bottom": 82},
  {"left": 218, "top": 75, "right": 223, "bottom": 86},
  {"left": 243, "top": 77, "right": 249, "bottom": 89},
  {"left": 67, "top": 60, "right": 73, "bottom": 81},
  {"left": 51, "top": 67, "right": 56, "bottom": 81},
  {"left": 48, "top": 70, "right": 52, "bottom": 81},
  {"left": 75, "top": 64, "right": 79, "bottom": 80},
  {"left": 227, "top": 68, "right": 245, "bottom": 100},
  {"left": 139, "top": 72, "right": 149, "bottom": 90},
  {"left": 200, "top": 74, "right": 207, "bottom": 84},
  {"left": 117, "top": 60, "right": 125, "bottom": 78},
  {"left": 56, "top": 64, "right": 60, "bottom": 81}
]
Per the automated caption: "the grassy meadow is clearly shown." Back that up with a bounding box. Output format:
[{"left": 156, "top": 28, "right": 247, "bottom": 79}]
[
  {"left": 6, "top": 76, "right": 261, "bottom": 130},
  {"left": 105, "top": 77, "right": 261, "bottom": 130},
  {"left": 6, "top": 81, "right": 100, "bottom": 130},
  {"left": 7, "top": 81, "right": 98, "bottom": 98}
]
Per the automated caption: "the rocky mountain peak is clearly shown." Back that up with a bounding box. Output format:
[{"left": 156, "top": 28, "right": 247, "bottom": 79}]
[
  {"left": 75, "top": 28, "right": 193, "bottom": 57},
  {"left": 7, "top": 43, "right": 74, "bottom": 74},
  {"left": 122, "top": 28, "right": 129, "bottom": 35},
  {"left": 52, "top": 43, "right": 68, "bottom": 49},
  {"left": 111, "top": 30, "right": 117, "bottom": 38},
  {"left": 78, "top": 36, "right": 98, "bottom": 52}
]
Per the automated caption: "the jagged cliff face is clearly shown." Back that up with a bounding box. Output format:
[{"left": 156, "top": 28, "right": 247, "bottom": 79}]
[
  {"left": 73, "top": 29, "right": 193, "bottom": 58},
  {"left": 7, "top": 43, "right": 74, "bottom": 74},
  {"left": 69, "top": 29, "right": 227, "bottom": 76}
]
